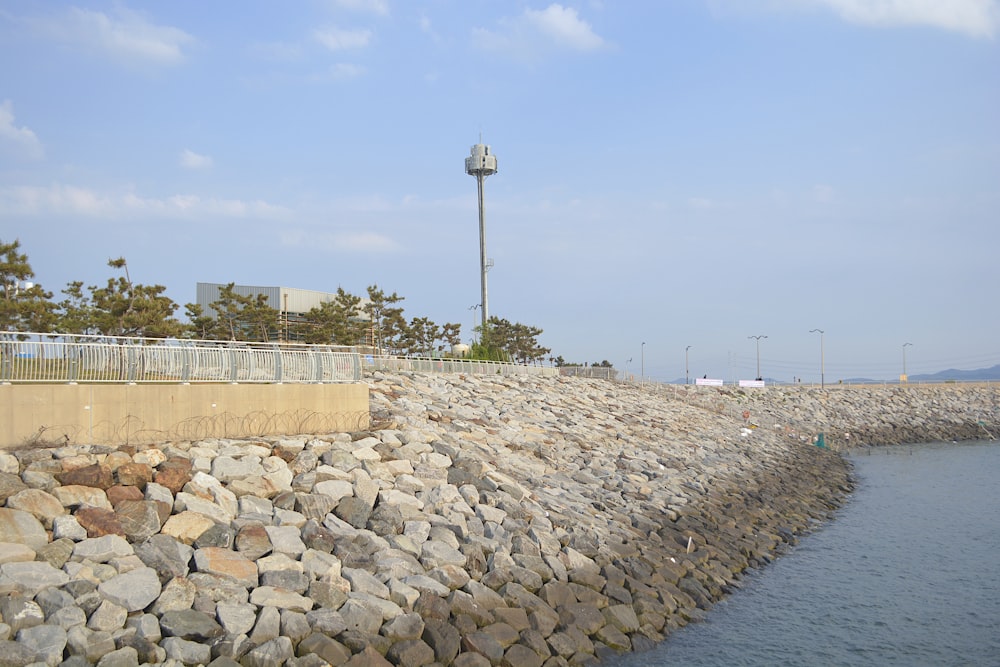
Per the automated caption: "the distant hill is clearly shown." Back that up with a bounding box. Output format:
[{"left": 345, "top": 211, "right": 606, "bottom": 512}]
[{"left": 910, "top": 364, "right": 1000, "bottom": 382}]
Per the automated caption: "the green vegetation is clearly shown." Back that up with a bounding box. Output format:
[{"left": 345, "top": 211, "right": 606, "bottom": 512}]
[{"left": 1, "top": 238, "right": 560, "bottom": 365}]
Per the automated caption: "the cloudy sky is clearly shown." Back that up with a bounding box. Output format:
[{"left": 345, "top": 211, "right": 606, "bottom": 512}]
[{"left": 1, "top": 0, "right": 998, "bottom": 382}]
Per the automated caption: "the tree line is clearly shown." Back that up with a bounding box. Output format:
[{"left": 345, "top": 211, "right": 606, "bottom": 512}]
[{"left": 0, "top": 238, "right": 552, "bottom": 363}]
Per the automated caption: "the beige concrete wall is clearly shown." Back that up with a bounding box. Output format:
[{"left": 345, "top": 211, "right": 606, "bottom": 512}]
[{"left": 0, "top": 383, "right": 369, "bottom": 449}]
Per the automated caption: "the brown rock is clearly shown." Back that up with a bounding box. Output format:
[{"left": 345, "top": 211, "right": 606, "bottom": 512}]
[
  {"left": 235, "top": 523, "right": 272, "bottom": 560},
  {"left": 116, "top": 462, "right": 153, "bottom": 489},
  {"left": 57, "top": 463, "right": 113, "bottom": 490},
  {"left": 107, "top": 485, "right": 144, "bottom": 508},
  {"left": 75, "top": 506, "right": 126, "bottom": 537},
  {"left": 155, "top": 459, "right": 193, "bottom": 495},
  {"left": 193, "top": 547, "right": 258, "bottom": 588},
  {"left": 115, "top": 500, "right": 164, "bottom": 542}
]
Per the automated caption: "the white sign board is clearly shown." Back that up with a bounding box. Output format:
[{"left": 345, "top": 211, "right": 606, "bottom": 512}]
[
  {"left": 695, "top": 378, "right": 724, "bottom": 386},
  {"left": 739, "top": 380, "right": 765, "bottom": 388}
]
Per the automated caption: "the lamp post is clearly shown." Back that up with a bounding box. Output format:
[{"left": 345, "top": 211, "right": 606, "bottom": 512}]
[
  {"left": 748, "top": 335, "right": 767, "bottom": 381},
  {"left": 902, "top": 342, "right": 912, "bottom": 382},
  {"left": 468, "top": 304, "right": 481, "bottom": 343},
  {"left": 641, "top": 342, "right": 646, "bottom": 384},
  {"left": 685, "top": 345, "right": 692, "bottom": 385},
  {"left": 810, "top": 329, "right": 825, "bottom": 389}
]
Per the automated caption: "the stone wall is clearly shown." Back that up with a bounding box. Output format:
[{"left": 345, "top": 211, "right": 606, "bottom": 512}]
[
  {"left": 682, "top": 382, "right": 1000, "bottom": 450},
  {"left": 0, "top": 374, "right": 992, "bottom": 666}
]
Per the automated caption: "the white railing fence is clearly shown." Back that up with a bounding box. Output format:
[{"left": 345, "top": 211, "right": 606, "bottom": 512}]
[
  {"left": 364, "top": 355, "right": 559, "bottom": 377},
  {"left": 0, "top": 333, "right": 360, "bottom": 384}
]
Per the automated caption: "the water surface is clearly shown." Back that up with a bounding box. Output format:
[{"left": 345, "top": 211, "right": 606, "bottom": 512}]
[{"left": 611, "top": 441, "right": 1000, "bottom": 667}]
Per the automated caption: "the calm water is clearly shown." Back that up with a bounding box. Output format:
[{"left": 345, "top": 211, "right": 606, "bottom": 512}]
[{"left": 612, "top": 440, "right": 1000, "bottom": 667}]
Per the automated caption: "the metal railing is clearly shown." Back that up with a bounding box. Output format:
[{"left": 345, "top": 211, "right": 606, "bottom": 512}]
[
  {"left": 364, "top": 355, "right": 559, "bottom": 377},
  {"left": 0, "top": 333, "right": 361, "bottom": 384}
]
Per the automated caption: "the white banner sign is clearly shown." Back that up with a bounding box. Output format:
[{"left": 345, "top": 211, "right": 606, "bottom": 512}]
[
  {"left": 739, "top": 380, "right": 765, "bottom": 388},
  {"left": 695, "top": 378, "right": 724, "bottom": 386}
]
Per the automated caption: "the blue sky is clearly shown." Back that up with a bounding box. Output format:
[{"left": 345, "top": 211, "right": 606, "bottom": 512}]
[{"left": 1, "top": 0, "right": 998, "bottom": 382}]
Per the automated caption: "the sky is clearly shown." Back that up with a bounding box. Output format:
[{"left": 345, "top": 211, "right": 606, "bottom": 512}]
[{"left": 1, "top": 0, "right": 998, "bottom": 383}]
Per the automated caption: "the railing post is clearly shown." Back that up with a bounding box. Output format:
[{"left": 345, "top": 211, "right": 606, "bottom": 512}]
[
  {"left": 127, "top": 344, "right": 138, "bottom": 383},
  {"left": 181, "top": 343, "right": 191, "bottom": 383},
  {"left": 229, "top": 345, "right": 239, "bottom": 384},
  {"left": 68, "top": 344, "right": 79, "bottom": 383},
  {"left": 0, "top": 337, "right": 12, "bottom": 382},
  {"left": 313, "top": 348, "right": 323, "bottom": 383},
  {"left": 273, "top": 343, "right": 283, "bottom": 383}
]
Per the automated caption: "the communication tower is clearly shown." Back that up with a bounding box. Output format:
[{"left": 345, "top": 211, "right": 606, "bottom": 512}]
[{"left": 465, "top": 142, "right": 497, "bottom": 329}]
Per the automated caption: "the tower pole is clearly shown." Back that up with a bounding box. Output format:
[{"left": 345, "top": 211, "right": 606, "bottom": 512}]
[
  {"left": 477, "top": 172, "right": 488, "bottom": 328},
  {"left": 465, "top": 142, "right": 498, "bottom": 332}
]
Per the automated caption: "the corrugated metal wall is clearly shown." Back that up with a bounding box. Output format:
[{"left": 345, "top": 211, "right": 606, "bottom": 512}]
[{"left": 196, "top": 283, "right": 369, "bottom": 319}]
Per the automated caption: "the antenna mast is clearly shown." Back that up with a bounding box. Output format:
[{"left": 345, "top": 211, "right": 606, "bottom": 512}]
[{"left": 464, "top": 141, "right": 498, "bottom": 330}]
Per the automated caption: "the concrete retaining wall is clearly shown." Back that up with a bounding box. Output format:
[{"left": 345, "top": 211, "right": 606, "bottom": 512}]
[{"left": 0, "top": 382, "right": 370, "bottom": 449}]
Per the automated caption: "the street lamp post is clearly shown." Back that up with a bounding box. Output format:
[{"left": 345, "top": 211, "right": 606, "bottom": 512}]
[
  {"left": 810, "top": 329, "right": 825, "bottom": 389},
  {"left": 748, "top": 335, "right": 767, "bottom": 381},
  {"left": 641, "top": 342, "right": 646, "bottom": 384},
  {"left": 685, "top": 345, "right": 692, "bottom": 385},
  {"left": 468, "top": 304, "right": 481, "bottom": 343},
  {"left": 902, "top": 342, "right": 913, "bottom": 382}
]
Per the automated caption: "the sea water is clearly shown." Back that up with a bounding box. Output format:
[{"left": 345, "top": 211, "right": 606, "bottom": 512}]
[{"left": 611, "top": 440, "right": 1000, "bottom": 667}]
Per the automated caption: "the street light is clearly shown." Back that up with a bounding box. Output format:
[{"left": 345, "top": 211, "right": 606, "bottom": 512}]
[
  {"left": 641, "top": 342, "right": 646, "bottom": 383},
  {"left": 810, "top": 329, "right": 825, "bottom": 389},
  {"left": 902, "top": 342, "right": 913, "bottom": 382},
  {"left": 748, "top": 335, "right": 767, "bottom": 381},
  {"left": 468, "top": 304, "right": 481, "bottom": 343},
  {"left": 685, "top": 346, "right": 692, "bottom": 385}
]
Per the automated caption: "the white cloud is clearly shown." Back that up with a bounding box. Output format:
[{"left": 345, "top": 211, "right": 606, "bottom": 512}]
[
  {"left": 28, "top": 7, "right": 194, "bottom": 65},
  {"left": 329, "top": 0, "right": 390, "bottom": 16},
  {"left": 474, "top": 3, "right": 605, "bottom": 57},
  {"left": 314, "top": 26, "right": 373, "bottom": 50},
  {"left": 329, "top": 63, "right": 367, "bottom": 80},
  {"left": 0, "top": 184, "right": 289, "bottom": 220},
  {"left": 736, "top": 0, "right": 1000, "bottom": 38},
  {"left": 524, "top": 4, "right": 606, "bottom": 50},
  {"left": 0, "top": 100, "right": 43, "bottom": 160},
  {"left": 180, "top": 149, "right": 213, "bottom": 170},
  {"left": 306, "top": 62, "right": 367, "bottom": 83},
  {"left": 810, "top": 0, "right": 1000, "bottom": 37}
]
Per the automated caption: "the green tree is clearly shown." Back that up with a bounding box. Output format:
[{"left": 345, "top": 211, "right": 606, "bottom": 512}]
[
  {"left": 182, "top": 302, "right": 217, "bottom": 340},
  {"left": 365, "top": 285, "right": 404, "bottom": 354},
  {"left": 402, "top": 316, "right": 441, "bottom": 357},
  {"left": 0, "top": 239, "right": 56, "bottom": 334},
  {"left": 56, "top": 281, "right": 95, "bottom": 334},
  {"left": 478, "top": 316, "right": 550, "bottom": 364},
  {"left": 85, "top": 258, "right": 183, "bottom": 338},
  {"left": 441, "top": 322, "right": 462, "bottom": 351},
  {"left": 296, "top": 287, "right": 369, "bottom": 345}
]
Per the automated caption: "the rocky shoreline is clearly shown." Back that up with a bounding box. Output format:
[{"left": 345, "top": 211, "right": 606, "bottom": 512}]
[{"left": 0, "top": 374, "right": 994, "bottom": 667}]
